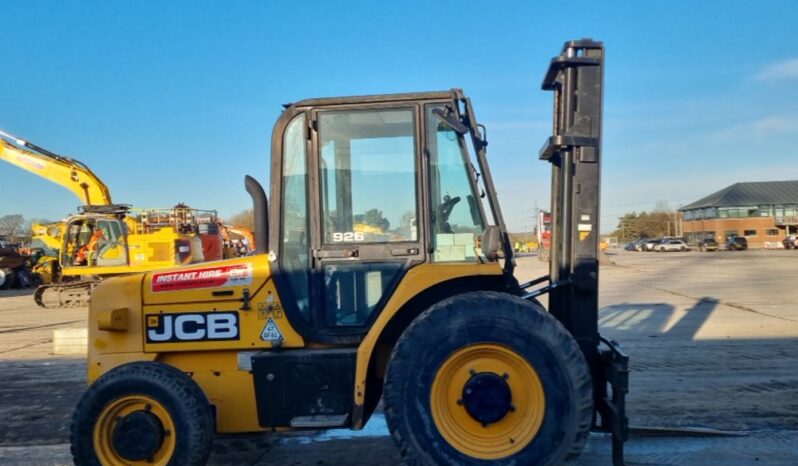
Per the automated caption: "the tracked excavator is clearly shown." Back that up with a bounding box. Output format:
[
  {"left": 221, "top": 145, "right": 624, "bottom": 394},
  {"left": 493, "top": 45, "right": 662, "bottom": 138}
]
[
  {"left": 0, "top": 132, "right": 231, "bottom": 307},
  {"left": 70, "top": 40, "right": 629, "bottom": 466}
]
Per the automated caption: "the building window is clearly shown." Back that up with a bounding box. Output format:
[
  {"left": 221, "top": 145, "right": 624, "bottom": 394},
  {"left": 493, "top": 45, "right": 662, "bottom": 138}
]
[
  {"left": 765, "top": 229, "right": 779, "bottom": 236},
  {"left": 743, "top": 229, "right": 757, "bottom": 237}
]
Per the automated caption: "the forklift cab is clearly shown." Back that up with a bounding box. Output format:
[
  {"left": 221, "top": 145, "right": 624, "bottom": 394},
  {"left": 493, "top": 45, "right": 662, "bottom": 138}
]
[{"left": 269, "top": 91, "right": 510, "bottom": 341}]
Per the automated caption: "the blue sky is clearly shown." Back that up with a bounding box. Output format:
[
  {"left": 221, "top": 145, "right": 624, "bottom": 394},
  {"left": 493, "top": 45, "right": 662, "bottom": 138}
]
[{"left": 2, "top": 1, "right": 797, "bottom": 233}]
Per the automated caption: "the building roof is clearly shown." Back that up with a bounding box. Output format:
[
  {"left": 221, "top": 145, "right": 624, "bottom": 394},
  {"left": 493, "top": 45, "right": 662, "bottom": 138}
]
[{"left": 680, "top": 180, "right": 798, "bottom": 211}]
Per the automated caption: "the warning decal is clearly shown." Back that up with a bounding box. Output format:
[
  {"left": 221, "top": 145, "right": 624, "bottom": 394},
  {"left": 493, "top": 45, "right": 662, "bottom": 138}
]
[
  {"left": 151, "top": 263, "right": 253, "bottom": 293},
  {"left": 260, "top": 317, "right": 283, "bottom": 342}
]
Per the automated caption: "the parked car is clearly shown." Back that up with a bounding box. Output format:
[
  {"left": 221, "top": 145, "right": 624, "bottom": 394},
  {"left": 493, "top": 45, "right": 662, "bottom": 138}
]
[
  {"left": 656, "top": 239, "right": 689, "bottom": 252},
  {"left": 642, "top": 239, "right": 660, "bottom": 251},
  {"left": 783, "top": 235, "right": 798, "bottom": 250},
  {"left": 725, "top": 237, "right": 748, "bottom": 251},
  {"left": 696, "top": 238, "right": 719, "bottom": 252}
]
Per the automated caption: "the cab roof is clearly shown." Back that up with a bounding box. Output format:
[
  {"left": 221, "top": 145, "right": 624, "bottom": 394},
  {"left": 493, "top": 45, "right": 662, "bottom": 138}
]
[{"left": 285, "top": 90, "right": 457, "bottom": 109}]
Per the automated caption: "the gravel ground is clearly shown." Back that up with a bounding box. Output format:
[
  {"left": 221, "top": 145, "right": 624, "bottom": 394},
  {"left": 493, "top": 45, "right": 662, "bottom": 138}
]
[{"left": 0, "top": 250, "right": 796, "bottom": 465}]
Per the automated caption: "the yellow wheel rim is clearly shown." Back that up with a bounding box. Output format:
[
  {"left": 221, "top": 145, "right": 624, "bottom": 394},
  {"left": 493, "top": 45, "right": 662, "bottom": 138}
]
[
  {"left": 430, "top": 343, "right": 545, "bottom": 460},
  {"left": 93, "top": 395, "right": 176, "bottom": 466}
]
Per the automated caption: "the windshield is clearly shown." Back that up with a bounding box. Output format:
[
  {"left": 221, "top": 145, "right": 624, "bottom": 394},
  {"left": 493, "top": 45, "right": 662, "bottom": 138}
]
[{"left": 426, "top": 104, "right": 485, "bottom": 262}]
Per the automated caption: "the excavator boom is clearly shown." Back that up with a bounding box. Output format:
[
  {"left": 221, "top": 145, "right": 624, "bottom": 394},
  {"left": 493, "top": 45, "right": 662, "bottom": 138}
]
[{"left": 0, "top": 130, "right": 112, "bottom": 206}]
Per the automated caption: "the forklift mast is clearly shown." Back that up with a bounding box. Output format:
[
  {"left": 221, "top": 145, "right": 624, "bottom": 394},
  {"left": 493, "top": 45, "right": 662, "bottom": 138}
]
[
  {"left": 537, "top": 39, "right": 629, "bottom": 466},
  {"left": 541, "top": 39, "right": 603, "bottom": 360}
]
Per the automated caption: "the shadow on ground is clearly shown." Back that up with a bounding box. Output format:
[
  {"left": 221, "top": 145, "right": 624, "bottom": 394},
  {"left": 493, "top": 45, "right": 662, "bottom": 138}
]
[{"left": 599, "top": 298, "right": 798, "bottom": 431}]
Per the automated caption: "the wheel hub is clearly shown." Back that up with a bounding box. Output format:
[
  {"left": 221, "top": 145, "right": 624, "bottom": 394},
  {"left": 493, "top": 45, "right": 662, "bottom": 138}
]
[
  {"left": 111, "top": 410, "right": 165, "bottom": 461},
  {"left": 461, "top": 372, "right": 513, "bottom": 425}
]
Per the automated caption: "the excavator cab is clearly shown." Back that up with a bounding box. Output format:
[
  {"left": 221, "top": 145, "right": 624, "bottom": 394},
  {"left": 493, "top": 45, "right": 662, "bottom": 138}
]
[{"left": 62, "top": 216, "right": 128, "bottom": 268}]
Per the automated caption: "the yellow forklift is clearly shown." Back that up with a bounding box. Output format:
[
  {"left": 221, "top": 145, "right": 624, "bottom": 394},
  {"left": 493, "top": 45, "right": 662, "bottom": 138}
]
[{"left": 71, "top": 40, "right": 628, "bottom": 466}]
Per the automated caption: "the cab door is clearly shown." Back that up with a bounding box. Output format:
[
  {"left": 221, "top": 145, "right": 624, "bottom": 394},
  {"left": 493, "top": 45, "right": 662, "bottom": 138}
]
[{"left": 309, "top": 106, "right": 425, "bottom": 333}]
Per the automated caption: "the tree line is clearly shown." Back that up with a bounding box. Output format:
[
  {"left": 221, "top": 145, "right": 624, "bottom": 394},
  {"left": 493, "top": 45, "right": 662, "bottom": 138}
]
[{"left": 612, "top": 210, "right": 683, "bottom": 243}]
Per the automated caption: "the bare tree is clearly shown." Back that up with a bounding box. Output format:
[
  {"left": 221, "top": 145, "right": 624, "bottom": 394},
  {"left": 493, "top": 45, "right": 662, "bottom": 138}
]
[
  {"left": 0, "top": 214, "right": 25, "bottom": 239},
  {"left": 226, "top": 209, "right": 254, "bottom": 230}
]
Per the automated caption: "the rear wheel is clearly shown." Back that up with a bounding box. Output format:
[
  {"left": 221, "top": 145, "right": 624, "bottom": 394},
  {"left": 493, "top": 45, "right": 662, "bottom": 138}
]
[
  {"left": 384, "top": 292, "right": 592, "bottom": 466},
  {"left": 70, "top": 362, "right": 214, "bottom": 466}
]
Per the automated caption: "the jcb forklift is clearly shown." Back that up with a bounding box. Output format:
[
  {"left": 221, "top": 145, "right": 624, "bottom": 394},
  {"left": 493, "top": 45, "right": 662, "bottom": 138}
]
[{"left": 71, "top": 39, "right": 628, "bottom": 466}]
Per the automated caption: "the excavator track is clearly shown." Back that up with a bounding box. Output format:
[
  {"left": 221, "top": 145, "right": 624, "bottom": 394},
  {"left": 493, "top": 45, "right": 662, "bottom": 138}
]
[{"left": 34, "top": 280, "right": 100, "bottom": 309}]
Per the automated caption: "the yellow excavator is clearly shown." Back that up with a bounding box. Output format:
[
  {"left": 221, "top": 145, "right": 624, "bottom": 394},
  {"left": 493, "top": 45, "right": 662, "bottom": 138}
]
[
  {"left": 70, "top": 40, "right": 629, "bottom": 466},
  {"left": 0, "top": 131, "right": 221, "bottom": 307}
]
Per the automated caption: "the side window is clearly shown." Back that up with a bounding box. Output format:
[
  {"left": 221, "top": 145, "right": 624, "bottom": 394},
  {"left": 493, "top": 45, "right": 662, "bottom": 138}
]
[
  {"left": 94, "top": 219, "right": 127, "bottom": 266},
  {"left": 280, "top": 114, "right": 311, "bottom": 321},
  {"left": 319, "top": 108, "right": 417, "bottom": 244},
  {"left": 322, "top": 262, "right": 403, "bottom": 326},
  {"left": 426, "top": 105, "right": 485, "bottom": 262}
]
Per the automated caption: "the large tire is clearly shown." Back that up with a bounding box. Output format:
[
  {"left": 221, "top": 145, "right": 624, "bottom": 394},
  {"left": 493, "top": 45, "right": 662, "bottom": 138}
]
[
  {"left": 70, "top": 362, "right": 214, "bottom": 466},
  {"left": 384, "top": 291, "right": 592, "bottom": 466}
]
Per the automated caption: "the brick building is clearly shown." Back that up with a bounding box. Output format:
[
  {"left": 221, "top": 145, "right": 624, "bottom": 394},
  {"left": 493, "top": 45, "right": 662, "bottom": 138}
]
[{"left": 679, "top": 180, "right": 798, "bottom": 249}]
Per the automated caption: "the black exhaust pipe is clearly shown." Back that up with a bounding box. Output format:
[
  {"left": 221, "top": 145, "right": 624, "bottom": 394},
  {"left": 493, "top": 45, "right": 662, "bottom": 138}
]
[{"left": 244, "top": 175, "right": 268, "bottom": 254}]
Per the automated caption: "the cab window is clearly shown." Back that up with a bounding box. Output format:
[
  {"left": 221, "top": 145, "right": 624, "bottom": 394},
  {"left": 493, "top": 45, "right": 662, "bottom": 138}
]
[
  {"left": 319, "top": 108, "right": 417, "bottom": 244},
  {"left": 426, "top": 105, "right": 485, "bottom": 262},
  {"left": 280, "top": 114, "right": 311, "bottom": 321}
]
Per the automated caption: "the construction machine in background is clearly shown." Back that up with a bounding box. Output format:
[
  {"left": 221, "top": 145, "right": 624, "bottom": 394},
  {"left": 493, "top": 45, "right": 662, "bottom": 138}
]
[
  {"left": 221, "top": 224, "right": 255, "bottom": 257},
  {"left": 71, "top": 40, "right": 628, "bottom": 466},
  {"left": 537, "top": 209, "right": 552, "bottom": 261},
  {"left": 0, "top": 132, "right": 238, "bottom": 307}
]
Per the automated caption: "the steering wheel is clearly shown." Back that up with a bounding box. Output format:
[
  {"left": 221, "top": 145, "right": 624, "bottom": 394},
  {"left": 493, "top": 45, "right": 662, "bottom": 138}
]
[{"left": 435, "top": 195, "right": 461, "bottom": 233}]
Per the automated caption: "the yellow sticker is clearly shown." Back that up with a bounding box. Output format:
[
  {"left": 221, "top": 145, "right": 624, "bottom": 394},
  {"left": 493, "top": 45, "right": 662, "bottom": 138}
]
[
  {"left": 579, "top": 231, "right": 590, "bottom": 241},
  {"left": 258, "top": 302, "right": 284, "bottom": 320}
]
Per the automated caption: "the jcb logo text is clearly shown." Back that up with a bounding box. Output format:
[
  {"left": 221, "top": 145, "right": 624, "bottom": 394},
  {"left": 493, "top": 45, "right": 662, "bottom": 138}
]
[{"left": 146, "top": 312, "right": 239, "bottom": 343}]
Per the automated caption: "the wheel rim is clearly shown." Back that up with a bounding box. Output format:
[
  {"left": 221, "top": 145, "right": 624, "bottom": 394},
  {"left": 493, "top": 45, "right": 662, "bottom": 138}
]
[
  {"left": 430, "top": 343, "right": 545, "bottom": 460},
  {"left": 93, "top": 395, "right": 176, "bottom": 465}
]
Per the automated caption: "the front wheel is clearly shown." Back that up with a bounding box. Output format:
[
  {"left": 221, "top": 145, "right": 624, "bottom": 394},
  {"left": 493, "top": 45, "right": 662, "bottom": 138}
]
[
  {"left": 384, "top": 292, "right": 593, "bottom": 466},
  {"left": 70, "top": 362, "right": 214, "bottom": 466}
]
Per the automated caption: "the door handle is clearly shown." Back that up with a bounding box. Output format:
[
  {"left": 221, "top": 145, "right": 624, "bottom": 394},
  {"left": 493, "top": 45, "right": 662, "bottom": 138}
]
[
  {"left": 212, "top": 290, "right": 234, "bottom": 297},
  {"left": 313, "top": 249, "right": 359, "bottom": 259},
  {"left": 391, "top": 247, "right": 419, "bottom": 256}
]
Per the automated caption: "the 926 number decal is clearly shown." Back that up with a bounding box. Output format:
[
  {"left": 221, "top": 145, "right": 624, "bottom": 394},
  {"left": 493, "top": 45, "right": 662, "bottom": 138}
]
[{"left": 332, "top": 231, "right": 365, "bottom": 242}]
